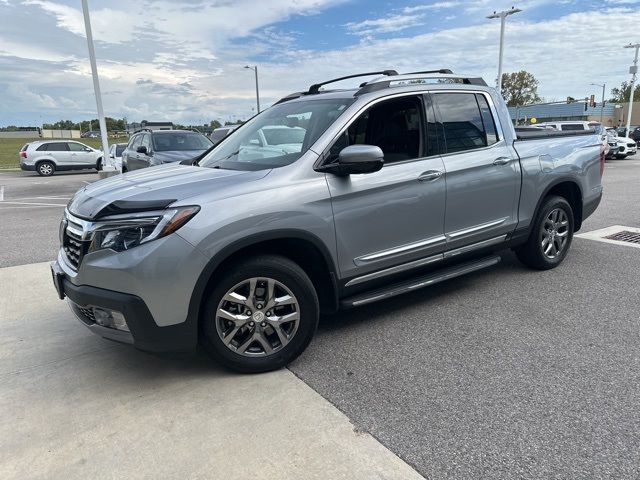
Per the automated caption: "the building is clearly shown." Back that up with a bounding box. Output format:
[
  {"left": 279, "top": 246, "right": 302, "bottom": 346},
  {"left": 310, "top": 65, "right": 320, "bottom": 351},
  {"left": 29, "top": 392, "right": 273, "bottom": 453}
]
[
  {"left": 507, "top": 102, "right": 627, "bottom": 127},
  {"left": 126, "top": 121, "right": 173, "bottom": 135}
]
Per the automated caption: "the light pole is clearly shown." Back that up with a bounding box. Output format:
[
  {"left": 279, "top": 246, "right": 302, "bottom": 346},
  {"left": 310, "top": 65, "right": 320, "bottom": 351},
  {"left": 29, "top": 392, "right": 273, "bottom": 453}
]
[
  {"left": 487, "top": 7, "right": 522, "bottom": 94},
  {"left": 244, "top": 65, "right": 261, "bottom": 113},
  {"left": 591, "top": 82, "right": 606, "bottom": 124},
  {"left": 81, "top": 0, "right": 112, "bottom": 171},
  {"left": 624, "top": 43, "right": 640, "bottom": 137}
]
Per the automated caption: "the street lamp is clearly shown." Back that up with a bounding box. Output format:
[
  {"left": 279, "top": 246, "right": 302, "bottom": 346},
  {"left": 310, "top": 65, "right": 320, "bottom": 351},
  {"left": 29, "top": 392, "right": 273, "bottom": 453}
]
[
  {"left": 590, "top": 82, "right": 606, "bottom": 124},
  {"left": 244, "top": 65, "right": 261, "bottom": 113},
  {"left": 81, "top": 0, "right": 112, "bottom": 171},
  {"left": 623, "top": 43, "right": 640, "bottom": 136},
  {"left": 487, "top": 7, "right": 522, "bottom": 93}
]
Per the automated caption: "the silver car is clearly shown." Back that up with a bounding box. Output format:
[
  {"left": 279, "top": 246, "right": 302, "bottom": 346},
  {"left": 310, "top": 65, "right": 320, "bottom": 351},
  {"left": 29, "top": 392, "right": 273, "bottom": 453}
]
[
  {"left": 20, "top": 140, "right": 102, "bottom": 176},
  {"left": 52, "top": 69, "right": 603, "bottom": 373}
]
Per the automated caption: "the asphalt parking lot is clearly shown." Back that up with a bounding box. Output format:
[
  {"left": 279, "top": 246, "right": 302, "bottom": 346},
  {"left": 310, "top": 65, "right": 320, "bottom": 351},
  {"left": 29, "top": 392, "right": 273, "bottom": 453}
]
[{"left": 1, "top": 159, "right": 640, "bottom": 479}]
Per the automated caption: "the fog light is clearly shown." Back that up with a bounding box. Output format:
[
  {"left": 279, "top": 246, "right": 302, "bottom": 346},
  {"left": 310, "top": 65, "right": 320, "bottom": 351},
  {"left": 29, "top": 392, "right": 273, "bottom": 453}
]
[{"left": 92, "top": 307, "right": 129, "bottom": 332}]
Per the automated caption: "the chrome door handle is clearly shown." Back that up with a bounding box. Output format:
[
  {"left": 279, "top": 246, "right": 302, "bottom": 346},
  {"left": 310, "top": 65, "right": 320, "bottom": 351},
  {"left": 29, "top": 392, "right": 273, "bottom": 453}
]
[
  {"left": 418, "top": 170, "right": 443, "bottom": 182},
  {"left": 493, "top": 156, "right": 511, "bottom": 166}
]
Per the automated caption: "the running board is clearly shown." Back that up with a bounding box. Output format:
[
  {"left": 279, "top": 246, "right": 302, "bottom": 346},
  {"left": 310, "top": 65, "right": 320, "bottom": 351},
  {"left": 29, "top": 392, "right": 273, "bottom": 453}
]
[{"left": 340, "top": 255, "right": 501, "bottom": 308}]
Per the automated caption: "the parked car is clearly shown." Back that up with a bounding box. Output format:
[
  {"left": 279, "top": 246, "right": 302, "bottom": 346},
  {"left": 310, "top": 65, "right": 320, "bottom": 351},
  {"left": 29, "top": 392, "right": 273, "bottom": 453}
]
[
  {"left": 81, "top": 131, "right": 101, "bottom": 138},
  {"left": 121, "top": 130, "right": 212, "bottom": 172},
  {"left": 617, "top": 125, "right": 640, "bottom": 142},
  {"left": 107, "top": 143, "right": 127, "bottom": 170},
  {"left": 606, "top": 128, "right": 637, "bottom": 159},
  {"left": 52, "top": 69, "right": 603, "bottom": 373},
  {"left": 210, "top": 125, "right": 239, "bottom": 144},
  {"left": 19, "top": 140, "right": 103, "bottom": 176}
]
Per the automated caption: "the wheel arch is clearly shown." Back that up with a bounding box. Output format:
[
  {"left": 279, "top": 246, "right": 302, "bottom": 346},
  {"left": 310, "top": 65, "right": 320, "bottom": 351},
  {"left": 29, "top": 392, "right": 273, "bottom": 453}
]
[
  {"left": 535, "top": 179, "right": 583, "bottom": 232},
  {"left": 187, "top": 230, "right": 340, "bottom": 336}
]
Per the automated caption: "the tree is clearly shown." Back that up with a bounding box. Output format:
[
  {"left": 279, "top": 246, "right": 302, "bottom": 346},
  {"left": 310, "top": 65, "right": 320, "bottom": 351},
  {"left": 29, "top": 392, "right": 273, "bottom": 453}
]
[
  {"left": 210, "top": 120, "right": 222, "bottom": 129},
  {"left": 500, "top": 71, "right": 541, "bottom": 107},
  {"left": 610, "top": 81, "right": 640, "bottom": 103}
]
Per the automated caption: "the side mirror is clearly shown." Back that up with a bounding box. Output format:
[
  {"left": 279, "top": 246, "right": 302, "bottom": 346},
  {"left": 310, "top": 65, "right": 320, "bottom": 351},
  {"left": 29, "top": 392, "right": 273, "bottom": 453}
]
[
  {"left": 318, "top": 145, "right": 384, "bottom": 175},
  {"left": 136, "top": 145, "right": 148, "bottom": 154},
  {"left": 84, "top": 147, "right": 92, "bottom": 152}
]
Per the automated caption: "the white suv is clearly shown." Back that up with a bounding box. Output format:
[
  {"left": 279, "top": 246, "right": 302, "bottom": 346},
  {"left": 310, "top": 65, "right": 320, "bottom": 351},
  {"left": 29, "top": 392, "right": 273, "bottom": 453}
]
[{"left": 19, "top": 140, "right": 103, "bottom": 176}]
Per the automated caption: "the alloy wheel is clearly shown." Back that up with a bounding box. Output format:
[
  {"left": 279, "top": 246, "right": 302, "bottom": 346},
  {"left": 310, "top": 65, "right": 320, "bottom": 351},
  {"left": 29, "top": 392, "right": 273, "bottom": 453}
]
[
  {"left": 39, "top": 164, "right": 53, "bottom": 175},
  {"left": 215, "top": 277, "right": 300, "bottom": 357},
  {"left": 540, "top": 208, "right": 569, "bottom": 259}
]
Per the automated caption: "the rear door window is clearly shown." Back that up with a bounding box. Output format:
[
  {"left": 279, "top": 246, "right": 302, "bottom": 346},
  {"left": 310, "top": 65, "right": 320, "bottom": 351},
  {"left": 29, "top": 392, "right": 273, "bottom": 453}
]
[
  {"left": 45, "top": 143, "right": 70, "bottom": 151},
  {"left": 433, "top": 93, "right": 488, "bottom": 153}
]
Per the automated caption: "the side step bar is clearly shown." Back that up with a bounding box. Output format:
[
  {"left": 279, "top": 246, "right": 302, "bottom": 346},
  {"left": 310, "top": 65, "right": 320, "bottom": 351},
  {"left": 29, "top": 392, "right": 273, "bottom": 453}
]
[{"left": 340, "top": 255, "right": 501, "bottom": 308}]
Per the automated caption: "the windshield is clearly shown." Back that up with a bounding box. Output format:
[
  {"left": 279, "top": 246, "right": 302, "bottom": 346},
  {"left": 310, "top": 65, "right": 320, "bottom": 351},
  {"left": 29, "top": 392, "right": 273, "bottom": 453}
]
[
  {"left": 115, "top": 145, "right": 126, "bottom": 156},
  {"left": 199, "top": 97, "right": 355, "bottom": 171},
  {"left": 152, "top": 132, "right": 212, "bottom": 152}
]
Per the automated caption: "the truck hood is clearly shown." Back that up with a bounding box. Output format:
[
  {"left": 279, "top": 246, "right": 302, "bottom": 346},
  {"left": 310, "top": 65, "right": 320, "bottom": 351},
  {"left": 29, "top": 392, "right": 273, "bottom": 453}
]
[{"left": 68, "top": 164, "right": 270, "bottom": 219}]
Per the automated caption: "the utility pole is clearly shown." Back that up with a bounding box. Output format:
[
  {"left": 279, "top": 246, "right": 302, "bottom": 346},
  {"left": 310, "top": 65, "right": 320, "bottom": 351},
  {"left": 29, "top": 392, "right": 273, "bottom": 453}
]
[
  {"left": 81, "top": 0, "right": 113, "bottom": 171},
  {"left": 244, "top": 65, "right": 261, "bottom": 113},
  {"left": 487, "top": 7, "right": 522, "bottom": 94},
  {"left": 591, "top": 82, "right": 606, "bottom": 124},
  {"left": 624, "top": 43, "right": 640, "bottom": 137}
]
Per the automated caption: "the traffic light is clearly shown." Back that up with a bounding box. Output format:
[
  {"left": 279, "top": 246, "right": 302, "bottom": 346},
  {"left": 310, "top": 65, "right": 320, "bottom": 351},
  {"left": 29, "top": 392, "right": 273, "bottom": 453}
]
[{"left": 590, "top": 94, "right": 596, "bottom": 108}]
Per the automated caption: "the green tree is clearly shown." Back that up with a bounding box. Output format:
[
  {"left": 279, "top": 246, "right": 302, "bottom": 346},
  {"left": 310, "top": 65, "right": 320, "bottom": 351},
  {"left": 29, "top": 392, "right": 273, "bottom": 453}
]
[
  {"left": 210, "top": 120, "right": 222, "bottom": 129},
  {"left": 500, "top": 71, "right": 541, "bottom": 107},
  {"left": 610, "top": 81, "right": 640, "bottom": 103}
]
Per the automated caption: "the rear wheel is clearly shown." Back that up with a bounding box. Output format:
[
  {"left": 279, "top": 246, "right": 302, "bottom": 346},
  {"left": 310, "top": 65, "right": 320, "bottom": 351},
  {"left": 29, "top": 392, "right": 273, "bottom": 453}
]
[
  {"left": 515, "top": 195, "right": 574, "bottom": 270},
  {"left": 200, "top": 255, "right": 319, "bottom": 373},
  {"left": 36, "top": 161, "right": 55, "bottom": 176}
]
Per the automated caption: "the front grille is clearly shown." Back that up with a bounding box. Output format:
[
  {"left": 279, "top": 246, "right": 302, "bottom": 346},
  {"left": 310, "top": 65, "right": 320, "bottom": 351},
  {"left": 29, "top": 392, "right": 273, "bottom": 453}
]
[
  {"left": 605, "top": 231, "right": 640, "bottom": 244},
  {"left": 63, "top": 217, "right": 90, "bottom": 270}
]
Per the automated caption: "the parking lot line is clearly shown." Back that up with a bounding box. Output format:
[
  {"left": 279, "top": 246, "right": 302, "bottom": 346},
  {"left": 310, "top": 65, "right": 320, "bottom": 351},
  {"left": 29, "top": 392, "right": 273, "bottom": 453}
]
[{"left": 0, "top": 201, "right": 67, "bottom": 207}]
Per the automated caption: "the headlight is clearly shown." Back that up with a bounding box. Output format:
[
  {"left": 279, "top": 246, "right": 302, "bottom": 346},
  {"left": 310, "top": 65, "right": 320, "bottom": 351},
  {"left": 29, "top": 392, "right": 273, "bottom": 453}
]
[{"left": 88, "top": 206, "right": 199, "bottom": 253}]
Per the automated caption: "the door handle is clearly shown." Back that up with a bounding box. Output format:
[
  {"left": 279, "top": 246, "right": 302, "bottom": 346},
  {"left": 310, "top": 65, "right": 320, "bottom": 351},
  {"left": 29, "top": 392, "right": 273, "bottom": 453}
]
[
  {"left": 493, "top": 156, "right": 511, "bottom": 166},
  {"left": 418, "top": 170, "right": 443, "bottom": 182}
]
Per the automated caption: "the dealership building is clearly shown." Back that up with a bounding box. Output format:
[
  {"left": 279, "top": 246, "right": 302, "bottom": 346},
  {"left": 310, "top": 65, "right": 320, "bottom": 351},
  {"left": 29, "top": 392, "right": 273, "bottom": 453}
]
[{"left": 507, "top": 101, "right": 640, "bottom": 127}]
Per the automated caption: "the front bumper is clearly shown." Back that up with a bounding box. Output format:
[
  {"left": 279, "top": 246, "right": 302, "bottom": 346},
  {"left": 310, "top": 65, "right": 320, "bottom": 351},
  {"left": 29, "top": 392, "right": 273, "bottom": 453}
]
[{"left": 53, "top": 260, "right": 197, "bottom": 352}]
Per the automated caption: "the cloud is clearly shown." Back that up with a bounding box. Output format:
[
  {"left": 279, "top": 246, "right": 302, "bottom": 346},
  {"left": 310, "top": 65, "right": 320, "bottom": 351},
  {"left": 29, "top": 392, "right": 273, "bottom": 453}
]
[{"left": 344, "top": 14, "right": 424, "bottom": 36}]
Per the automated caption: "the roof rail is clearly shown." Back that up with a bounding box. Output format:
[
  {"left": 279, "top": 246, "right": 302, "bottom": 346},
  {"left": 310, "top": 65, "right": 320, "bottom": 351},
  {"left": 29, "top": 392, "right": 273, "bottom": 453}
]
[
  {"left": 308, "top": 70, "right": 398, "bottom": 94},
  {"left": 133, "top": 128, "right": 153, "bottom": 133},
  {"left": 356, "top": 71, "right": 488, "bottom": 95}
]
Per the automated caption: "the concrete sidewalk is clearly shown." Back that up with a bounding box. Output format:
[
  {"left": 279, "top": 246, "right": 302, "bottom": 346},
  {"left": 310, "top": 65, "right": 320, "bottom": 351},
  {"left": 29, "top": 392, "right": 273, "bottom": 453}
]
[{"left": 0, "top": 262, "right": 424, "bottom": 480}]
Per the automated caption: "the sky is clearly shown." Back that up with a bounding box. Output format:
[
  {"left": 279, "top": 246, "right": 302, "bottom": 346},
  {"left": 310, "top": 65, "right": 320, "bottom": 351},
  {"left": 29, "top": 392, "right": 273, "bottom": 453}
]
[{"left": 0, "top": 0, "right": 639, "bottom": 126}]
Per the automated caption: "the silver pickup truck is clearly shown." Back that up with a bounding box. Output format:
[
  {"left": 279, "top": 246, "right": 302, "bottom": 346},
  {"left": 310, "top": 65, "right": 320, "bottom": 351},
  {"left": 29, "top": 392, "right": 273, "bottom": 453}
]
[{"left": 51, "top": 69, "right": 604, "bottom": 373}]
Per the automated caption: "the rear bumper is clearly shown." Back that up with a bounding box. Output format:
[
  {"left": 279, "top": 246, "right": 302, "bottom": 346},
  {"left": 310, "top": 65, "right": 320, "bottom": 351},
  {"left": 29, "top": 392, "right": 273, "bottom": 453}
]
[
  {"left": 62, "top": 276, "right": 196, "bottom": 353},
  {"left": 20, "top": 162, "right": 35, "bottom": 171}
]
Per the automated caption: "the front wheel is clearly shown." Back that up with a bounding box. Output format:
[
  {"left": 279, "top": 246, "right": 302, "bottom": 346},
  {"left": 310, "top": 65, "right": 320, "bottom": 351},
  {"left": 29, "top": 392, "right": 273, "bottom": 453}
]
[
  {"left": 200, "top": 255, "right": 319, "bottom": 373},
  {"left": 515, "top": 195, "right": 574, "bottom": 270}
]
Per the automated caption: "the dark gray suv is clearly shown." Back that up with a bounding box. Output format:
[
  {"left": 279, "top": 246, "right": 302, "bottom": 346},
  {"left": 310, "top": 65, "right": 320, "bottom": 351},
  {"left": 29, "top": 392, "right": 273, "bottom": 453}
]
[{"left": 122, "top": 129, "right": 212, "bottom": 172}]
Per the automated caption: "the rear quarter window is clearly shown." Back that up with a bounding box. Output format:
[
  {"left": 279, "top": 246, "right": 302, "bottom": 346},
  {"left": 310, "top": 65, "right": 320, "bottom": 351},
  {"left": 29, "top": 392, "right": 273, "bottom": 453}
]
[
  {"left": 36, "top": 144, "right": 48, "bottom": 151},
  {"left": 20, "top": 144, "right": 29, "bottom": 152}
]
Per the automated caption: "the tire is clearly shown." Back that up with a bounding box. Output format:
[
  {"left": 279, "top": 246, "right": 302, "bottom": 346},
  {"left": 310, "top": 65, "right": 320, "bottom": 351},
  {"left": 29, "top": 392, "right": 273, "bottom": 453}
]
[
  {"left": 200, "top": 255, "right": 319, "bottom": 373},
  {"left": 615, "top": 154, "right": 628, "bottom": 159},
  {"left": 96, "top": 159, "right": 102, "bottom": 171},
  {"left": 515, "top": 195, "right": 574, "bottom": 270},
  {"left": 121, "top": 165, "right": 128, "bottom": 173},
  {"left": 36, "top": 161, "right": 55, "bottom": 176}
]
